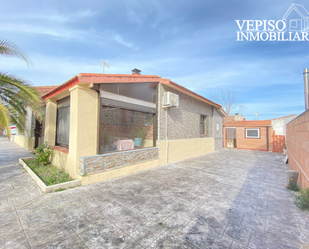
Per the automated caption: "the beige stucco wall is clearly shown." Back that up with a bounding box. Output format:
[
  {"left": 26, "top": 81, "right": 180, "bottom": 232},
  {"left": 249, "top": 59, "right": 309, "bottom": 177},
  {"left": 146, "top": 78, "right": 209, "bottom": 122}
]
[
  {"left": 167, "top": 137, "right": 214, "bottom": 163},
  {"left": 13, "top": 135, "right": 35, "bottom": 150},
  {"left": 44, "top": 85, "right": 98, "bottom": 179},
  {"left": 65, "top": 85, "right": 99, "bottom": 178},
  {"left": 142, "top": 139, "right": 154, "bottom": 148},
  {"left": 45, "top": 99, "right": 57, "bottom": 146},
  {"left": 51, "top": 149, "right": 68, "bottom": 170}
]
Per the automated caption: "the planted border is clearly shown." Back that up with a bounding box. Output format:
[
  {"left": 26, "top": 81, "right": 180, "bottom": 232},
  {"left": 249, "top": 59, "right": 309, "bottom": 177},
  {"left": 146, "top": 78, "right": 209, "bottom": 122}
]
[{"left": 19, "top": 157, "right": 82, "bottom": 193}]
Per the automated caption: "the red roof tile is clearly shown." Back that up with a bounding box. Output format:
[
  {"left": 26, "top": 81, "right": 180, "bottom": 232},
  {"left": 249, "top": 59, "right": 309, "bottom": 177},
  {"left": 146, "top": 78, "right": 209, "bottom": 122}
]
[{"left": 35, "top": 86, "right": 58, "bottom": 96}]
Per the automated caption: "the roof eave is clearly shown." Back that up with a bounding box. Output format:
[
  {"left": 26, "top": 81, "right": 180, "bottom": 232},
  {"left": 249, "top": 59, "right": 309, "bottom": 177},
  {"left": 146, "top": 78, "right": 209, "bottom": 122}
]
[
  {"left": 160, "top": 79, "right": 222, "bottom": 108},
  {"left": 42, "top": 76, "right": 79, "bottom": 100}
]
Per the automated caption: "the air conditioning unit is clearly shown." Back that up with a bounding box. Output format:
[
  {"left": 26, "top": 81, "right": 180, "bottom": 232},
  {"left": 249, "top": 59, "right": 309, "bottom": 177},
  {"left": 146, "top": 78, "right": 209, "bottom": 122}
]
[{"left": 163, "top": 92, "right": 179, "bottom": 108}]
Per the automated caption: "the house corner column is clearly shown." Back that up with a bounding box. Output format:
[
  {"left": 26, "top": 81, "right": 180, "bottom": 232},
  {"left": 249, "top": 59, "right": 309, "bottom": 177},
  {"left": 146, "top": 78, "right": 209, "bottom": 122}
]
[
  {"left": 44, "top": 99, "right": 57, "bottom": 146},
  {"left": 68, "top": 85, "right": 99, "bottom": 175}
]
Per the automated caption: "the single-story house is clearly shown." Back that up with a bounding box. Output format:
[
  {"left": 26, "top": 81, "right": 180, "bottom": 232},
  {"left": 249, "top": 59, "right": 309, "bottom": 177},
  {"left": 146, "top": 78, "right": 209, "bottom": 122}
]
[
  {"left": 223, "top": 114, "right": 296, "bottom": 152},
  {"left": 26, "top": 69, "right": 226, "bottom": 185}
]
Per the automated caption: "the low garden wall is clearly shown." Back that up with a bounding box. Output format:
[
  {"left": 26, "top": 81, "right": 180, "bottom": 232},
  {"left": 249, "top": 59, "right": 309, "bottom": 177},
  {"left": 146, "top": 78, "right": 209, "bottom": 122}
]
[
  {"left": 79, "top": 147, "right": 159, "bottom": 175},
  {"left": 19, "top": 158, "right": 82, "bottom": 193}
]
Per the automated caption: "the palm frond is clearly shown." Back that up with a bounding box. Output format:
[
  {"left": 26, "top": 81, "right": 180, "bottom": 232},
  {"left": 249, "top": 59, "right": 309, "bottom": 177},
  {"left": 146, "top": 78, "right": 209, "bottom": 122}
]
[
  {"left": 0, "top": 72, "right": 43, "bottom": 139},
  {"left": 0, "top": 38, "right": 32, "bottom": 67},
  {"left": 0, "top": 72, "right": 40, "bottom": 103},
  {"left": 0, "top": 100, "right": 11, "bottom": 138}
]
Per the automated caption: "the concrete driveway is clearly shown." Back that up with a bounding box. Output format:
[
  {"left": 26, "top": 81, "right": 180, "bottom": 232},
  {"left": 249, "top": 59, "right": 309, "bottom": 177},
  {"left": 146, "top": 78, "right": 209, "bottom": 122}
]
[{"left": 1, "top": 136, "right": 309, "bottom": 249}]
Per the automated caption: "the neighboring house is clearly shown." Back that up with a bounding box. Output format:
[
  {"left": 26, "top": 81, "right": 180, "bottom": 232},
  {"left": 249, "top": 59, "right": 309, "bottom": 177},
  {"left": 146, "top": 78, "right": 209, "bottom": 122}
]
[
  {"left": 271, "top": 115, "right": 297, "bottom": 152},
  {"left": 13, "top": 86, "right": 58, "bottom": 150},
  {"left": 223, "top": 114, "right": 296, "bottom": 152},
  {"left": 282, "top": 3, "right": 309, "bottom": 32},
  {"left": 40, "top": 69, "right": 226, "bottom": 185}
]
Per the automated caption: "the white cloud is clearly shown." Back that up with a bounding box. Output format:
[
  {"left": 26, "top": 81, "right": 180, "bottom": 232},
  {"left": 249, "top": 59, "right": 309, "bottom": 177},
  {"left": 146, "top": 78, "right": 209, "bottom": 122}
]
[
  {"left": 0, "top": 23, "right": 91, "bottom": 40},
  {"left": 114, "top": 35, "right": 135, "bottom": 48},
  {"left": 1, "top": 10, "right": 96, "bottom": 23}
]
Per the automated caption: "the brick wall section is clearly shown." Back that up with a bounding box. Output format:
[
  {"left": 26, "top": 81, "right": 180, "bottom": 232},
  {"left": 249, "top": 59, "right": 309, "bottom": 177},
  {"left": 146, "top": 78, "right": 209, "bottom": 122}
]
[
  {"left": 79, "top": 147, "right": 159, "bottom": 175},
  {"left": 236, "top": 127, "right": 270, "bottom": 151},
  {"left": 223, "top": 126, "right": 271, "bottom": 151},
  {"left": 160, "top": 85, "right": 215, "bottom": 140},
  {"left": 286, "top": 110, "right": 309, "bottom": 188},
  {"left": 272, "top": 131, "right": 285, "bottom": 153}
]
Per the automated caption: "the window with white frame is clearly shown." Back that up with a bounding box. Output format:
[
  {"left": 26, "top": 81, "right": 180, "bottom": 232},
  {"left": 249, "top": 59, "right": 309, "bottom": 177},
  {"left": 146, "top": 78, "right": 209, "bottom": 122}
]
[{"left": 246, "top": 128, "right": 260, "bottom": 138}]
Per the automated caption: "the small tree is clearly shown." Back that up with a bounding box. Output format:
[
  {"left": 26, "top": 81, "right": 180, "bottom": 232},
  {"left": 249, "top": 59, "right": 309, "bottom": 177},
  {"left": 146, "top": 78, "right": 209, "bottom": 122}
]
[{"left": 211, "top": 85, "right": 246, "bottom": 116}]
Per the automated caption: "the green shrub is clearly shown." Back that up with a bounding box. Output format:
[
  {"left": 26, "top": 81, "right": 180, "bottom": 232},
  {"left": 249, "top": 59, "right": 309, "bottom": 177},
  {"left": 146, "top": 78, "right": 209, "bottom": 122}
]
[
  {"left": 24, "top": 158, "right": 72, "bottom": 186},
  {"left": 294, "top": 188, "right": 309, "bottom": 210},
  {"left": 287, "top": 179, "right": 300, "bottom": 192},
  {"left": 35, "top": 142, "right": 52, "bottom": 165}
]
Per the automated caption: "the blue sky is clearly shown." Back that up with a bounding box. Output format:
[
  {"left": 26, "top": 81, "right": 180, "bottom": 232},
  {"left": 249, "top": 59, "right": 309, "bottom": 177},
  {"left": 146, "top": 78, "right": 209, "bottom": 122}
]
[{"left": 1, "top": 0, "right": 308, "bottom": 120}]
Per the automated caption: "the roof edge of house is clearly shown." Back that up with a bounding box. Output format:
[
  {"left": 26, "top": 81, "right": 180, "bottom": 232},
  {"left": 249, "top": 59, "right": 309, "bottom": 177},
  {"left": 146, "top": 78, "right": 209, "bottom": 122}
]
[
  {"left": 41, "top": 73, "right": 223, "bottom": 110},
  {"left": 160, "top": 79, "right": 222, "bottom": 109},
  {"left": 42, "top": 76, "right": 79, "bottom": 100},
  {"left": 224, "top": 120, "right": 272, "bottom": 127},
  {"left": 272, "top": 114, "right": 297, "bottom": 120}
]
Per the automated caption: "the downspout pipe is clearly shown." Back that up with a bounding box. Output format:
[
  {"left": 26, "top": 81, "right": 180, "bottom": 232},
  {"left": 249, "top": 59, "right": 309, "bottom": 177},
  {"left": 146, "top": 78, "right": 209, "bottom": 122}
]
[{"left": 304, "top": 68, "right": 309, "bottom": 110}]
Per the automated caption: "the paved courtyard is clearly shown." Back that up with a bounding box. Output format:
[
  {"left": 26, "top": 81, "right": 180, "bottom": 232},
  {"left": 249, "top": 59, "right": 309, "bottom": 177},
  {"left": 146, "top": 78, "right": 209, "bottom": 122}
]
[{"left": 1, "top": 137, "right": 309, "bottom": 248}]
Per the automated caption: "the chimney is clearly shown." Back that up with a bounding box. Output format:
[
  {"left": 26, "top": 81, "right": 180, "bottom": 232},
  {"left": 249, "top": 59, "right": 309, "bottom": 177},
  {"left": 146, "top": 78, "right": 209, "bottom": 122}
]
[
  {"left": 243, "top": 118, "right": 246, "bottom": 123},
  {"left": 304, "top": 68, "right": 309, "bottom": 110},
  {"left": 132, "top": 68, "right": 141, "bottom": 75}
]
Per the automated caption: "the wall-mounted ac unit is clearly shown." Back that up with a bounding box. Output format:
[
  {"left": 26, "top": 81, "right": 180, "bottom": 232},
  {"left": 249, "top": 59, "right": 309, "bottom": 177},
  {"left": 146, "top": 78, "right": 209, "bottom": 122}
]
[{"left": 163, "top": 92, "right": 179, "bottom": 108}]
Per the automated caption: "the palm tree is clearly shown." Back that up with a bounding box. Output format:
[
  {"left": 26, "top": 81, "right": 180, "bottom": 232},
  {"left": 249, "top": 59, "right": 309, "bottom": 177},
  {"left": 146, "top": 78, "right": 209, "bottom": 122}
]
[{"left": 0, "top": 38, "right": 42, "bottom": 138}]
